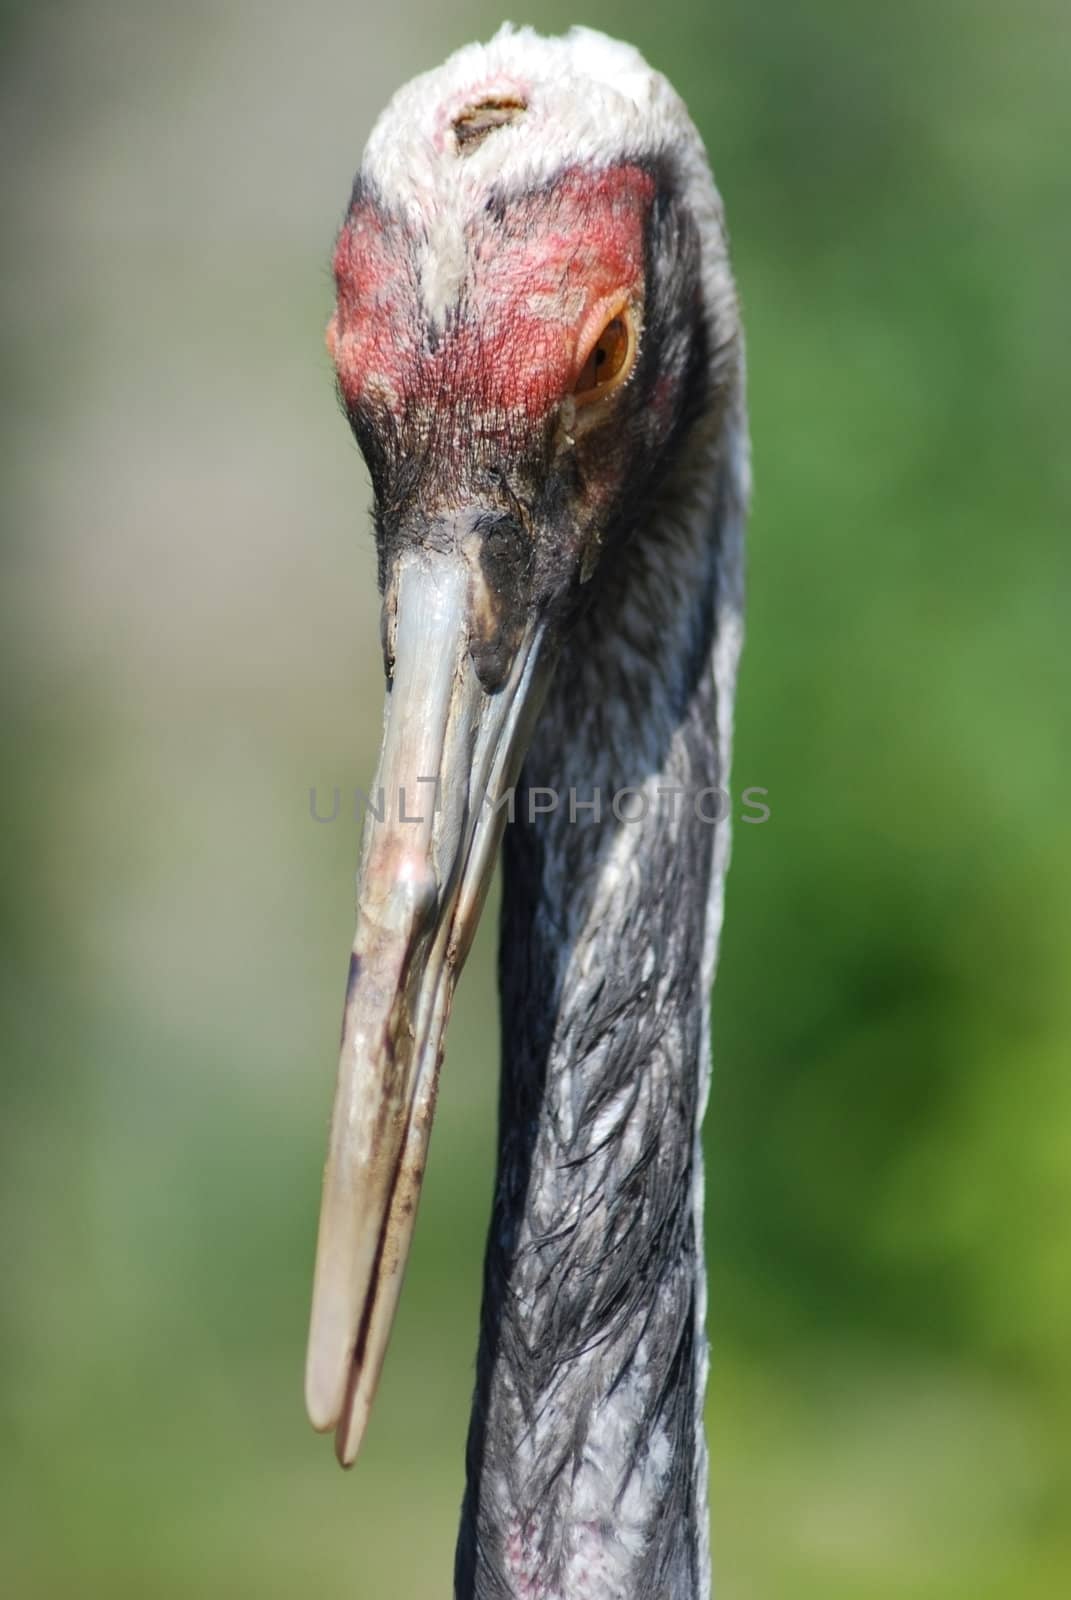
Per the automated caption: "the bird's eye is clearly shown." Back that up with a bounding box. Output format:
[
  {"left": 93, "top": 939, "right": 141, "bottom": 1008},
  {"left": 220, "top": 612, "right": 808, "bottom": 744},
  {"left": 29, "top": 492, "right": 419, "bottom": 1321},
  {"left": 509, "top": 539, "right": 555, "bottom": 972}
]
[{"left": 573, "top": 308, "right": 636, "bottom": 406}]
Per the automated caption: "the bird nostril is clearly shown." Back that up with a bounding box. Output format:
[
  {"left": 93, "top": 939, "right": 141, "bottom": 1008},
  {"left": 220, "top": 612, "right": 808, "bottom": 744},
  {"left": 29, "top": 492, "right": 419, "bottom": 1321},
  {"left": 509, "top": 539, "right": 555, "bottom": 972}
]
[
  {"left": 462, "top": 513, "right": 531, "bottom": 693},
  {"left": 469, "top": 630, "right": 517, "bottom": 694}
]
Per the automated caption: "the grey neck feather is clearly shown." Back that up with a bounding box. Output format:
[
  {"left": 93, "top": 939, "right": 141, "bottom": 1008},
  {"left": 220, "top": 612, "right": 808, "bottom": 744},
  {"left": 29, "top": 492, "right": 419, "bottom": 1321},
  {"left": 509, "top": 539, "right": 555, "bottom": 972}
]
[{"left": 456, "top": 390, "right": 747, "bottom": 1600}]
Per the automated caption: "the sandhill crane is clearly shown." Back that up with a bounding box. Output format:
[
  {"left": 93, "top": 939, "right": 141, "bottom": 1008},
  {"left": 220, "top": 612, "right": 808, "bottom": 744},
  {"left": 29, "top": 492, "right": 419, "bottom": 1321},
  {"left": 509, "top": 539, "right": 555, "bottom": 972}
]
[{"left": 305, "top": 26, "right": 748, "bottom": 1598}]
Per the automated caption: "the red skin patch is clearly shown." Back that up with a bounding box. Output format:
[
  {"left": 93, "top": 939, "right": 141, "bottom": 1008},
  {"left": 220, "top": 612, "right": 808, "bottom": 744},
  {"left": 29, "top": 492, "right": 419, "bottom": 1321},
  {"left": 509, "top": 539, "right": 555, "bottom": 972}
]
[{"left": 329, "top": 164, "right": 655, "bottom": 429}]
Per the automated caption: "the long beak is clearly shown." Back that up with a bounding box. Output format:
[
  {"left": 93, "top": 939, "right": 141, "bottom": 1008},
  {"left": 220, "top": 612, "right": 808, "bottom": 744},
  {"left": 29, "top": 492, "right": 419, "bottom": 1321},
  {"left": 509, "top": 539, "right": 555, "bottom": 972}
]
[{"left": 305, "top": 548, "right": 550, "bottom": 1465}]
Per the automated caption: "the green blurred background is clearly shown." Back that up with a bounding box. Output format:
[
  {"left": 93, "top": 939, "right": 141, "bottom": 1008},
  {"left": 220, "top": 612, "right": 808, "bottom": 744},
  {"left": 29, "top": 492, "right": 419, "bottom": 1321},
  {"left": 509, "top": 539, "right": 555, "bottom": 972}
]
[{"left": 2, "top": 1, "right": 1068, "bottom": 1595}]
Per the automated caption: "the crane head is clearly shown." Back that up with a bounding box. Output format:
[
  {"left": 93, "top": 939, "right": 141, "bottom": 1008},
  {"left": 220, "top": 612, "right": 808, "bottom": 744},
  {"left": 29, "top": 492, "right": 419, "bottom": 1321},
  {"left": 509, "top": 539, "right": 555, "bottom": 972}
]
[{"left": 305, "top": 24, "right": 739, "bottom": 1466}]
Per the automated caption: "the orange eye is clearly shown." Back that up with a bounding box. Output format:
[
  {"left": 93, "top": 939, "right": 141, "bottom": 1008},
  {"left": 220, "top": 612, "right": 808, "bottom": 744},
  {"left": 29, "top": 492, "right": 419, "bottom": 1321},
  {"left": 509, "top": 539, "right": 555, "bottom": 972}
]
[{"left": 573, "top": 309, "right": 636, "bottom": 405}]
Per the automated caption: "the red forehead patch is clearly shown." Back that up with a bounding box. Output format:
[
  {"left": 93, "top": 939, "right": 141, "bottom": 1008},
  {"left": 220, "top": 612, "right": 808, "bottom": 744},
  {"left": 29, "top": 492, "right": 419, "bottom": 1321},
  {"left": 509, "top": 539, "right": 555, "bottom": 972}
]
[{"left": 329, "top": 164, "right": 655, "bottom": 423}]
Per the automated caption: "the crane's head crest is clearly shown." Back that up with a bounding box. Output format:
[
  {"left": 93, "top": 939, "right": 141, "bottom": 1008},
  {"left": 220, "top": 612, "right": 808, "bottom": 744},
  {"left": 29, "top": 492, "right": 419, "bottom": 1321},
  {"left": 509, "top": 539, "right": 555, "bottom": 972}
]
[{"left": 321, "top": 24, "right": 742, "bottom": 707}]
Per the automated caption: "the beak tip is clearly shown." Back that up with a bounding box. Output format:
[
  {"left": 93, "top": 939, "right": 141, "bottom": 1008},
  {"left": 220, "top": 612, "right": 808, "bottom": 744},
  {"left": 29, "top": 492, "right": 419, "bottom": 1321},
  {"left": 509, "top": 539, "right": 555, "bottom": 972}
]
[
  {"left": 305, "top": 1347, "right": 344, "bottom": 1434},
  {"left": 334, "top": 1397, "right": 369, "bottom": 1468}
]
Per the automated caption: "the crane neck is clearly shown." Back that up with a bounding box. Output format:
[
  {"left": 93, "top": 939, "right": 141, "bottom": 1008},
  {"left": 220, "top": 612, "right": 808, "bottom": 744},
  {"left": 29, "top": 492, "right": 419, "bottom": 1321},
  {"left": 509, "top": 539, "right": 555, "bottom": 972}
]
[{"left": 456, "top": 394, "right": 746, "bottom": 1600}]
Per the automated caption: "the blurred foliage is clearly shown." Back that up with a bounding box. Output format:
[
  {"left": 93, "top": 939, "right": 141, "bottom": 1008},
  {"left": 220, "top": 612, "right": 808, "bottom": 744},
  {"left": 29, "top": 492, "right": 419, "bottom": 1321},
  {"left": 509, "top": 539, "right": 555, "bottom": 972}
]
[{"left": 1, "top": 0, "right": 1068, "bottom": 1595}]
